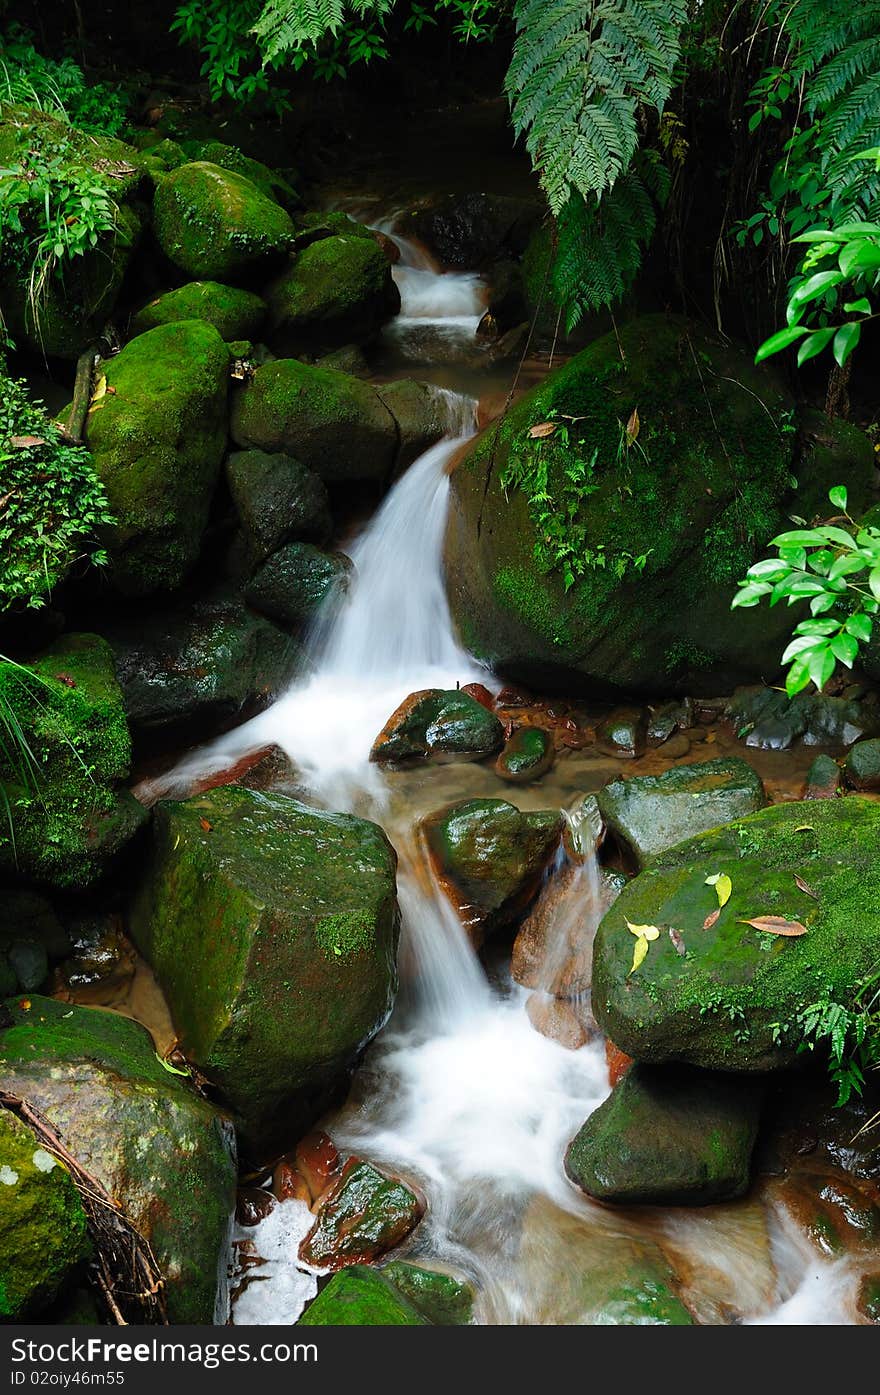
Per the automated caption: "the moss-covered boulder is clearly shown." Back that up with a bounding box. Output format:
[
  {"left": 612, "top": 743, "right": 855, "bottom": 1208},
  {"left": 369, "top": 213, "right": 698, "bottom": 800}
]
[
  {"left": 592, "top": 798, "right": 880, "bottom": 1071},
  {"left": 243, "top": 543, "right": 352, "bottom": 630},
  {"left": 129, "top": 787, "right": 400, "bottom": 1154},
  {"left": 375, "top": 379, "right": 454, "bottom": 472},
  {"left": 85, "top": 320, "right": 229, "bottom": 596},
  {"left": 596, "top": 757, "right": 766, "bottom": 867},
  {"left": 371, "top": 688, "right": 503, "bottom": 765},
  {"left": 131, "top": 281, "right": 267, "bottom": 340},
  {"left": 0, "top": 997, "right": 236, "bottom": 1323},
  {"left": 182, "top": 141, "right": 298, "bottom": 210},
  {"left": 107, "top": 588, "right": 302, "bottom": 736},
  {"left": 0, "top": 1109, "right": 91, "bottom": 1320},
  {"left": 153, "top": 162, "right": 295, "bottom": 282},
  {"left": 230, "top": 359, "right": 398, "bottom": 484},
  {"left": 298, "top": 1266, "right": 427, "bottom": 1326},
  {"left": 226, "top": 449, "right": 332, "bottom": 560},
  {"left": 445, "top": 315, "right": 860, "bottom": 696},
  {"left": 844, "top": 738, "right": 880, "bottom": 791},
  {"left": 266, "top": 234, "right": 399, "bottom": 354},
  {"left": 0, "top": 105, "right": 147, "bottom": 358},
  {"left": 0, "top": 636, "right": 147, "bottom": 890},
  {"left": 565, "top": 1065, "right": 762, "bottom": 1205},
  {"left": 422, "top": 798, "right": 564, "bottom": 944}
]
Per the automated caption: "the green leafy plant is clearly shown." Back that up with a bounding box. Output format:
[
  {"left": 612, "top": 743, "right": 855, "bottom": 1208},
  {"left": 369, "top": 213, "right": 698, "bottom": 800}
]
[
  {"left": 0, "top": 376, "right": 114, "bottom": 612},
  {"left": 0, "top": 26, "right": 131, "bottom": 135},
  {"left": 785, "top": 968, "right": 880, "bottom": 1106},
  {"left": 732, "top": 485, "right": 880, "bottom": 697}
]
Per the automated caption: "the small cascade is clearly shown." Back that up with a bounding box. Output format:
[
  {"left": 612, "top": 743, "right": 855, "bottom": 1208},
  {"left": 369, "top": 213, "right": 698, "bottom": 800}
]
[{"left": 374, "top": 216, "right": 487, "bottom": 357}]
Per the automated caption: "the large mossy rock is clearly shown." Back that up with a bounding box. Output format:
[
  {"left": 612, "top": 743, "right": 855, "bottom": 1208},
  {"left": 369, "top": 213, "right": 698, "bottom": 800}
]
[
  {"left": 0, "top": 636, "right": 147, "bottom": 890},
  {"left": 0, "top": 997, "right": 236, "bottom": 1323},
  {"left": 0, "top": 106, "right": 147, "bottom": 358},
  {"left": 596, "top": 757, "right": 766, "bottom": 867},
  {"left": 131, "top": 281, "right": 267, "bottom": 340},
  {"left": 266, "top": 234, "right": 399, "bottom": 353},
  {"left": 129, "top": 787, "right": 400, "bottom": 1154},
  {"left": 226, "top": 449, "right": 332, "bottom": 560},
  {"left": 446, "top": 316, "right": 873, "bottom": 695},
  {"left": 565, "top": 1065, "right": 762, "bottom": 1205},
  {"left": 107, "top": 588, "right": 302, "bottom": 736},
  {"left": 153, "top": 162, "right": 295, "bottom": 282},
  {"left": 85, "top": 320, "right": 229, "bottom": 596},
  {"left": 0, "top": 1109, "right": 91, "bottom": 1320},
  {"left": 182, "top": 141, "right": 299, "bottom": 210},
  {"left": 230, "top": 359, "right": 398, "bottom": 484},
  {"left": 592, "top": 798, "right": 880, "bottom": 1071},
  {"left": 422, "top": 798, "right": 564, "bottom": 944}
]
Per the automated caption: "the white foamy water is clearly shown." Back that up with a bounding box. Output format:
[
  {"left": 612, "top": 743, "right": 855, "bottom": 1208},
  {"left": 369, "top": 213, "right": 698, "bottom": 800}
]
[{"left": 376, "top": 218, "right": 486, "bottom": 357}]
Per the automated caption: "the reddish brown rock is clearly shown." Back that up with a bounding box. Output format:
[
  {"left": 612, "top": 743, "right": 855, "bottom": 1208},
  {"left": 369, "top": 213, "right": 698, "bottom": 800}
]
[
  {"left": 295, "top": 1130, "right": 341, "bottom": 1205},
  {"left": 273, "top": 1157, "right": 310, "bottom": 1205},
  {"left": 526, "top": 993, "right": 594, "bottom": 1050},
  {"left": 774, "top": 1170, "right": 880, "bottom": 1257},
  {"left": 605, "top": 1040, "right": 634, "bottom": 1088},
  {"left": 236, "top": 1187, "right": 277, "bottom": 1227},
  {"left": 460, "top": 682, "right": 495, "bottom": 711},
  {"left": 299, "top": 1158, "right": 424, "bottom": 1271}
]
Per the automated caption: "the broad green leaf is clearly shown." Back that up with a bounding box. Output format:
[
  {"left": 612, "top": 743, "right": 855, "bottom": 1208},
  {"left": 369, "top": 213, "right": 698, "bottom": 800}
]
[
  {"left": 870, "top": 567, "right": 880, "bottom": 603},
  {"left": 833, "top": 321, "right": 861, "bottom": 367},
  {"left": 828, "top": 485, "right": 848, "bottom": 512},
  {"left": 845, "top": 613, "right": 873, "bottom": 643},
  {"left": 790, "top": 269, "right": 844, "bottom": 306},
  {"left": 829, "top": 554, "right": 867, "bottom": 580},
  {"left": 754, "top": 325, "right": 808, "bottom": 362},
  {"left": 797, "top": 327, "right": 835, "bottom": 366},
  {"left": 786, "top": 657, "right": 812, "bottom": 697},
  {"left": 830, "top": 632, "right": 859, "bottom": 667},
  {"left": 807, "top": 644, "right": 836, "bottom": 691}
]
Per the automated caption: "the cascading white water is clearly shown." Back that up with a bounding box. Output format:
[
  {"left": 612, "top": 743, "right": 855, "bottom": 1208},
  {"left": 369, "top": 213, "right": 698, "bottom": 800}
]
[{"left": 375, "top": 217, "right": 487, "bottom": 355}]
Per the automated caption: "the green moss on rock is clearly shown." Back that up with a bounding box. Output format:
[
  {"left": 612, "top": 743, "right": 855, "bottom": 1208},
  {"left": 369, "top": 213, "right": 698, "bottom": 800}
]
[
  {"left": 266, "top": 234, "right": 399, "bottom": 354},
  {"left": 230, "top": 359, "right": 398, "bottom": 484},
  {"left": 131, "top": 281, "right": 267, "bottom": 340},
  {"left": 0, "top": 1110, "right": 91, "bottom": 1320},
  {"left": 243, "top": 543, "right": 352, "bottom": 631},
  {"left": 446, "top": 314, "right": 802, "bottom": 695},
  {"left": 380, "top": 1262, "right": 473, "bottom": 1324},
  {"left": 0, "top": 635, "right": 147, "bottom": 889},
  {"left": 153, "top": 162, "right": 295, "bottom": 282},
  {"left": 0, "top": 997, "right": 236, "bottom": 1323},
  {"left": 298, "top": 1266, "right": 427, "bottom": 1326},
  {"left": 592, "top": 797, "right": 880, "bottom": 1070},
  {"left": 129, "top": 787, "right": 400, "bottom": 1154},
  {"left": 85, "top": 320, "right": 229, "bottom": 595}
]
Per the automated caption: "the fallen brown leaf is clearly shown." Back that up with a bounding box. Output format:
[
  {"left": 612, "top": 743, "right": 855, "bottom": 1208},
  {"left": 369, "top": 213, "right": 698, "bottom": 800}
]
[
  {"left": 199, "top": 818, "right": 213, "bottom": 832},
  {"left": 528, "top": 421, "right": 558, "bottom": 439},
  {"left": 703, "top": 908, "right": 720, "bottom": 929},
  {"left": 794, "top": 874, "right": 819, "bottom": 900},
  {"left": 9, "top": 435, "right": 46, "bottom": 448},
  {"left": 668, "top": 927, "right": 686, "bottom": 956},
  {"left": 737, "top": 916, "right": 807, "bottom": 937}
]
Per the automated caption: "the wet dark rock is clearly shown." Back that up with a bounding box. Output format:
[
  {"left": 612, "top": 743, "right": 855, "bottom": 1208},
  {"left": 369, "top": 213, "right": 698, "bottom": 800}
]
[
  {"left": 647, "top": 697, "right": 694, "bottom": 746},
  {"left": 129, "top": 787, "right": 400, "bottom": 1155},
  {"left": 795, "top": 409, "right": 877, "bottom": 521},
  {"left": 803, "top": 753, "right": 843, "bottom": 800},
  {"left": 422, "top": 797, "right": 564, "bottom": 946},
  {"left": 295, "top": 1130, "right": 342, "bottom": 1205},
  {"left": 266, "top": 234, "right": 400, "bottom": 355},
  {"left": 0, "top": 891, "right": 69, "bottom": 993},
  {"left": 299, "top": 1158, "right": 423, "bottom": 1270},
  {"left": 107, "top": 588, "right": 302, "bottom": 736},
  {"left": 774, "top": 1170, "right": 880, "bottom": 1257},
  {"left": 315, "top": 345, "right": 372, "bottom": 377},
  {"left": 596, "top": 757, "right": 766, "bottom": 867},
  {"left": 371, "top": 688, "right": 504, "bottom": 765},
  {"left": 272, "top": 1157, "right": 310, "bottom": 1204},
  {"left": 59, "top": 915, "right": 133, "bottom": 993},
  {"left": 592, "top": 798, "right": 880, "bottom": 1072},
  {"left": 726, "top": 685, "right": 879, "bottom": 751},
  {"left": 226, "top": 449, "right": 332, "bottom": 561},
  {"left": 243, "top": 544, "right": 352, "bottom": 631},
  {"left": 236, "top": 1188, "right": 276, "bottom": 1227},
  {"left": 0, "top": 997, "right": 236, "bottom": 1323},
  {"left": 400, "top": 192, "right": 542, "bottom": 268},
  {"left": 597, "top": 707, "right": 647, "bottom": 759},
  {"left": 565, "top": 1065, "right": 762, "bottom": 1205},
  {"left": 297, "top": 1266, "right": 426, "bottom": 1326},
  {"left": 375, "top": 380, "right": 452, "bottom": 473},
  {"left": 843, "top": 738, "right": 880, "bottom": 791},
  {"left": 494, "top": 726, "right": 554, "bottom": 783}
]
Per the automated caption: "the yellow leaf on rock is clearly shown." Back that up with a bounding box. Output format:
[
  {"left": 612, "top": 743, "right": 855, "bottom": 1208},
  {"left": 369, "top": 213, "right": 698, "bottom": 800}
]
[
  {"left": 626, "top": 920, "right": 660, "bottom": 940},
  {"left": 630, "top": 935, "right": 649, "bottom": 974},
  {"left": 705, "top": 872, "right": 732, "bottom": 908}
]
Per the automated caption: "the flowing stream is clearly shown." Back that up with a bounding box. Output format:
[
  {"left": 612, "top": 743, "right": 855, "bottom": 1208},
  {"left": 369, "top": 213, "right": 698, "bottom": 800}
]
[{"left": 151, "top": 223, "right": 870, "bottom": 1326}]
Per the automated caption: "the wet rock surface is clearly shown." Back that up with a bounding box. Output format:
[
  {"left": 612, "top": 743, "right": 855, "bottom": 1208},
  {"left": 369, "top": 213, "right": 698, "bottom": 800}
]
[
  {"left": 371, "top": 688, "right": 504, "bottom": 765},
  {"left": 299, "top": 1158, "right": 423, "bottom": 1270}
]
